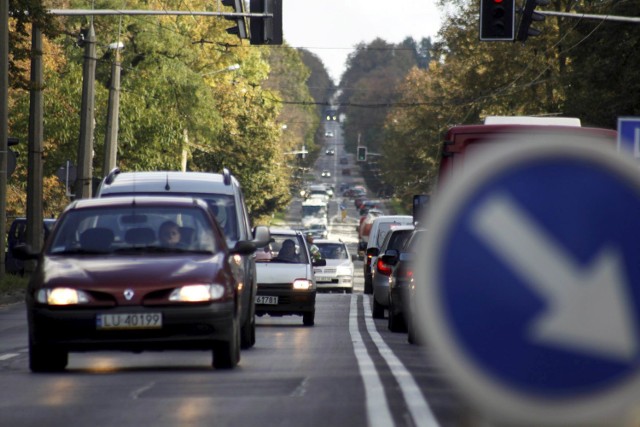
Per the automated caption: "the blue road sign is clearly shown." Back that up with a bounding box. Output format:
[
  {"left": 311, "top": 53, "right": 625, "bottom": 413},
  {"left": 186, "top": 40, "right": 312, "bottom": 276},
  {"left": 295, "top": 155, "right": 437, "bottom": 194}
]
[
  {"left": 617, "top": 117, "right": 640, "bottom": 158},
  {"left": 415, "top": 136, "right": 640, "bottom": 425}
]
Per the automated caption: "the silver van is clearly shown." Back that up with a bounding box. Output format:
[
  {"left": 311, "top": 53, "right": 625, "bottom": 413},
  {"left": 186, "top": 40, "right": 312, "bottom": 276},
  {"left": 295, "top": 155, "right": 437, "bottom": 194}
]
[{"left": 95, "top": 168, "right": 270, "bottom": 349}]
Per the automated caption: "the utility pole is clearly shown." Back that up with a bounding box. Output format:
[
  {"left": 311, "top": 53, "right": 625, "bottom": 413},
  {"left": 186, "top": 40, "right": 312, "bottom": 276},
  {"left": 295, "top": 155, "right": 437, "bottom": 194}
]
[
  {"left": 0, "top": 0, "right": 9, "bottom": 279},
  {"left": 26, "top": 24, "right": 44, "bottom": 273},
  {"left": 103, "top": 41, "right": 122, "bottom": 176},
  {"left": 75, "top": 22, "right": 96, "bottom": 198}
]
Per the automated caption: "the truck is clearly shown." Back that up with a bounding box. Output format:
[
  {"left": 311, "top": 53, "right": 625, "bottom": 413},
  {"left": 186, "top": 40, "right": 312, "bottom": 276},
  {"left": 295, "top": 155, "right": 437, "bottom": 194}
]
[
  {"left": 301, "top": 198, "right": 329, "bottom": 229},
  {"left": 438, "top": 116, "right": 617, "bottom": 189}
]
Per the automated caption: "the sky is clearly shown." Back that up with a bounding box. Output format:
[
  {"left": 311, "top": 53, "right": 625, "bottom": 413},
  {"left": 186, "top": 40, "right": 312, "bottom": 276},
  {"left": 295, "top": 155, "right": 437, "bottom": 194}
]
[{"left": 282, "top": 1, "right": 444, "bottom": 84}]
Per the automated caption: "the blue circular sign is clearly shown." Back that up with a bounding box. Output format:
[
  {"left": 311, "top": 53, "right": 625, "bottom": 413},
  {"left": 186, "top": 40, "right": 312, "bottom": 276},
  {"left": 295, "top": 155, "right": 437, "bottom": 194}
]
[{"left": 416, "top": 136, "right": 640, "bottom": 425}]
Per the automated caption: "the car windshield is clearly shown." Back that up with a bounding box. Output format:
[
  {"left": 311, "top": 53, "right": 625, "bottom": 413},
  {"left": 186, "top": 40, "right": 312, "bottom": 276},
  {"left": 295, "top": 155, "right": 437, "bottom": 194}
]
[
  {"left": 258, "top": 234, "right": 309, "bottom": 264},
  {"left": 316, "top": 243, "right": 348, "bottom": 260},
  {"left": 48, "top": 206, "right": 218, "bottom": 255}
]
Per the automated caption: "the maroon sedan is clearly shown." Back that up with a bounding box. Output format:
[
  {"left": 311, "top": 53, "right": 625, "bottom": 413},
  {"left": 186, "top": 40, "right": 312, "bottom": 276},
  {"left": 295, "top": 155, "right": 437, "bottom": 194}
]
[{"left": 15, "top": 196, "right": 265, "bottom": 372}]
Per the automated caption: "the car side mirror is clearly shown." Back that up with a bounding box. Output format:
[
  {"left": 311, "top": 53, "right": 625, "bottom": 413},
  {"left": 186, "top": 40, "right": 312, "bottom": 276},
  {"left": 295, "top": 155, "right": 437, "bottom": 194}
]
[
  {"left": 252, "top": 226, "right": 271, "bottom": 248},
  {"left": 381, "top": 249, "right": 399, "bottom": 266},
  {"left": 12, "top": 243, "right": 39, "bottom": 261},
  {"left": 312, "top": 258, "right": 326, "bottom": 267},
  {"left": 366, "top": 247, "right": 379, "bottom": 257},
  {"left": 231, "top": 240, "right": 256, "bottom": 256}
]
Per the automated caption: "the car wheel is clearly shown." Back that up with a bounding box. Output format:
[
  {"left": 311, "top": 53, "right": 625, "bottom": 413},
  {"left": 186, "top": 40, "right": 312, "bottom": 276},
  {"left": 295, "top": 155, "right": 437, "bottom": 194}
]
[
  {"left": 212, "top": 321, "right": 240, "bottom": 370},
  {"left": 29, "top": 341, "right": 68, "bottom": 372},
  {"left": 240, "top": 314, "right": 256, "bottom": 349},
  {"left": 372, "top": 297, "right": 385, "bottom": 319},
  {"left": 388, "top": 311, "right": 407, "bottom": 333},
  {"left": 303, "top": 311, "right": 315, "bottom": 326},
  {"left": 345, "top": 288, "right": 353, "bottom": 294}
]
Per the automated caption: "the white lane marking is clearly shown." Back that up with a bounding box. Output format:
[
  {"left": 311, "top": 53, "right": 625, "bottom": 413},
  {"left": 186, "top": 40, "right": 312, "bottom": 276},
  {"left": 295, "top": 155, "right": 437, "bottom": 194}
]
[
  {"left": 362, "top": 295, "right": 440, "bottom": 427},
  {"left": 350, "top": 294, "right": 395, "bottom": 427},
  {"left": 471, "top": 194, "right": 637, "bottom": 361},
  {"left": 0, "top": 353, "right": 19, "bottom": 361}
]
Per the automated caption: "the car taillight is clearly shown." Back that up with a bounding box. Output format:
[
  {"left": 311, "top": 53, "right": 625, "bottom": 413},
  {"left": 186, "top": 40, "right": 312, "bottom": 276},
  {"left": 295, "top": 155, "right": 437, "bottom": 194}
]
[
  {"left": 377, "top": 258, "right": 393, "bottom": 276},
  {"left": 366, "top": 254, "right": 373, "bottom": 266},
  {"left": 399, "top": 267, "right": 413, "bottom": 280}
]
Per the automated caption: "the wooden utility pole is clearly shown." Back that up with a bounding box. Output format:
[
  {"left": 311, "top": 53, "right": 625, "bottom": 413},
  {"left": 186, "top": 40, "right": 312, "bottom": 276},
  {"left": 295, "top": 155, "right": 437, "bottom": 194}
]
[
  {"left": 75, "top": 22, "right": 96, "bottom": 199},
  {"left": 0, "top": 0, "right": 9, "bottom": 279}
]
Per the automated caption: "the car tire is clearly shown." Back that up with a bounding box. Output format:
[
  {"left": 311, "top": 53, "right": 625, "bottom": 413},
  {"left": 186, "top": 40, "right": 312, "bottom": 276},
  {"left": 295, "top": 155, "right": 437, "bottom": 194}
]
[
  {"left": 212, "top": 321, "right": 240, "bottom": 370},
  {"left": 388, "top": 311, "right": 407, "bottom": 333},
  {"left": 345, "top": 288, "right": 353, "bottom": 294},
  {"left": 29, "top": 341, "right": 68, "bottom": 372},
  {"left": 303, "top": 311, "right": 315, "bottom": 326},
  {"left": 372, "top": 297, "right": 385, "bottom": 319},
  {"left": 240, "top": 314, "right": 256, "bottom": 349}
]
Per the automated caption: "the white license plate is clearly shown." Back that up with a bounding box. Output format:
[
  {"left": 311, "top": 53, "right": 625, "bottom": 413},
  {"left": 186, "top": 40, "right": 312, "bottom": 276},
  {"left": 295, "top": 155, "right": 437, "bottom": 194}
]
[
  {"left": 316, "top": 277, "right": 332, "bottom": 283},
  {"left": 255, "top": 296, "right": 279, "bottom": 305},
  {"left": 97, "top": 313, "right": 163, "bottom": 330}
]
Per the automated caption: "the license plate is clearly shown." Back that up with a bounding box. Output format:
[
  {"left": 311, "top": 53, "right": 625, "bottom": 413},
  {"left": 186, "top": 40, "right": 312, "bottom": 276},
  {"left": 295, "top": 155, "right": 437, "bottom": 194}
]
[
  {"left": 255, "top": 296, "right": 279, "bottom": 305},
  {"left": 316, "top": 276, "right": 332, "bottom": 283},
  {"left": 97, "top": 313, "right": 162, "bottom": 330}
]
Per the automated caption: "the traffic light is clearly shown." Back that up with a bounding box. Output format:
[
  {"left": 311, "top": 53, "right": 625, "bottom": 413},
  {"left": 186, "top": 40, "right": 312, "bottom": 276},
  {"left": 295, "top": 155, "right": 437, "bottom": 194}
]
[
  {"left": 357, "top": 146, "right": 367, "bottom": 162},
  {"left": 222, "top": 0, "right": 248, "bottom": 39},
  {"left": 8, "top": 137, "right": 19, "bottom": 146},
  {"left": 516, "top": 0, "right": 549, "bottom": 43},
  {"left": 250, "top": 0, "right": 283, "bottom": 45},
  {"left": 479, "top": 0, "right": 515, "bottom": 41}
]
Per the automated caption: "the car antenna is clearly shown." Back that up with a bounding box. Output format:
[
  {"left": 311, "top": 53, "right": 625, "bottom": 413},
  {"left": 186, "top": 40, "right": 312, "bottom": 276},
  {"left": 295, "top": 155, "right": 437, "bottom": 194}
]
[{"left": 165, "top": 172, "right": 171, "bottom": 191}]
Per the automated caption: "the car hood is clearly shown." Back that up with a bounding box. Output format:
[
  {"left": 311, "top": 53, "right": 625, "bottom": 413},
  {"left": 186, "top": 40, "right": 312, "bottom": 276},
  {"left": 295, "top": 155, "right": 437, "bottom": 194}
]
[
  {"left": 40, "top": 253, "right": 227, "bottom": 289},
  {"left": 256, "top": 262, "right": 312, "bottom": 283},
  {"left": 323, "top": 259, "right": 352, "bottom": 268}
]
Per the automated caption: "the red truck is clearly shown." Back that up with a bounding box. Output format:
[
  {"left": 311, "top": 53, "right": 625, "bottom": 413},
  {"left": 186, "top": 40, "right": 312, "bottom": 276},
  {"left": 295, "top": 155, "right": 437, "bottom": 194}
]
[{"left": 438, "top": 117, "right": 617, "bottom": 189}]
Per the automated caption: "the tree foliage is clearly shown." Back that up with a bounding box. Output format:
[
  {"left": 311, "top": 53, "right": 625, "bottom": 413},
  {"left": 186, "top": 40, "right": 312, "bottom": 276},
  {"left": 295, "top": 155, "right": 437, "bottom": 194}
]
[{"left": 6, "top": 0, "right": 321, "bottom": 224}]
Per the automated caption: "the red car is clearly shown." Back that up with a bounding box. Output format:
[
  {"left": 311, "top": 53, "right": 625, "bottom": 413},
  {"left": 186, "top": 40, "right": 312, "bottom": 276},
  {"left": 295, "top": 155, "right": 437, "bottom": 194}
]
[{"left": 15, "top": 196, "right": 268, "bottom": 372}]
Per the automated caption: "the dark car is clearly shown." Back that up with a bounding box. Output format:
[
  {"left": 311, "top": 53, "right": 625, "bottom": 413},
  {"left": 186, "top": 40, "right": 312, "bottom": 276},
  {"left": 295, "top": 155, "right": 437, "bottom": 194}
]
[
  {"left": 5, "top": 218, "right": 56, "bottom": 275},
  {"left": 15, "top": 196, "right": 265, "bottom": 372},
  {"left": 385, "top": 229, "right": 425, "bottom": 334},
  {"left": 255, "top": 229, "right": 325, "bottom": 326}
]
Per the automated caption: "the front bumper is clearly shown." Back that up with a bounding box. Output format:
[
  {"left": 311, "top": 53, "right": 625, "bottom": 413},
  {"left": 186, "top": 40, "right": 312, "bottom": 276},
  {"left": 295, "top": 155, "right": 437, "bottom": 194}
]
[
  {"left": 28, "top": 301, "right": 237, "bottom": 351},
  {"left": 255, "top": 286, "right": 316, "bottom": 315}
]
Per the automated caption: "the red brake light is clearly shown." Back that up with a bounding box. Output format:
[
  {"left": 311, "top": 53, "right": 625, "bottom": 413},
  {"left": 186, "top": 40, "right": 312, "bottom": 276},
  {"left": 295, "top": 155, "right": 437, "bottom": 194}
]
[{"left": 377, "top": 259, "right": 393, "bottom": 276}]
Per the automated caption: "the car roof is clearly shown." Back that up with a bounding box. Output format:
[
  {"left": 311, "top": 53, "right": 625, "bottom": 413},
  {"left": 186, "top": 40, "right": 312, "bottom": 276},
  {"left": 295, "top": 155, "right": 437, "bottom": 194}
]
[
  {"left": 268, "top": 228, "right": 301, "bottom": 236},
  {"left": 314, "top": 239, "right": 346, "bottom": 245},
  {"left": 371, "top": 215, "right": 413, "bottom": 224},
  {"left": 68, "top": 195, "right": 206, "bottom": 210},
  {"left": 98, "top": 171, "right": 239, "bottom": 196}
]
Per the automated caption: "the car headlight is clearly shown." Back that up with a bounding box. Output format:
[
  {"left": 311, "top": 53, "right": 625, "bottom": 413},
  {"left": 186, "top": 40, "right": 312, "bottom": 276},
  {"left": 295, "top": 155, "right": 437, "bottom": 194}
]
[
  {"left": 169, "top": 284, "right": 226, "bottom": 302},
  {"left": 292, "top": 279, "right": 313, "bottom": 290},
  {"left": 37, "top": 288, "right": 90, "bottom": 305}
]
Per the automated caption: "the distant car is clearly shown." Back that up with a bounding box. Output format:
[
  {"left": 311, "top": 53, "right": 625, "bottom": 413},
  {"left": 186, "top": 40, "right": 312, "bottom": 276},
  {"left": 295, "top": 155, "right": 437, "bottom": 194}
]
[
  {"left": 364, "top": 215, "right": 414, "bottom": 294},
  {"left": 255, "top": 229, "right": 326, "bottom": 326},
  {"left": 15, "top": 196, "right": 263, "bottom": 372},
  {"left": 321, "top": 170, "right": 331, "bottom": 178},
  {"left": 313, "top": 240, "right": 356, "bottom": 293},
  {"left": 386, "top": 229, "right": 425, "bottom": 333},
  {"left": 370, "top": 225, "right": 414, "bottom": 319},
  {"left": 342, "top": 169, "right": 351, "bottom": 176},
  {"left": 5, "top": 217, "right": 56, "bottom": 275},
  {"left": 325, "top": 131, "right": 335, "bottom": 137},
  {"left": 339, "top": 156, "right": 348, "bottom": 165},
  {"left": 305, "top": 223, "right": 328, "bottom": 240}
]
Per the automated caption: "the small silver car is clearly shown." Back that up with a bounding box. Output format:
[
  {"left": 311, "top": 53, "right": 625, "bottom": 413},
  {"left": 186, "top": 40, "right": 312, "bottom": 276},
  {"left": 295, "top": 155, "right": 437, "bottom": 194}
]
[{"left": 313, "top": 240, "right": 356, "bottom": 293}]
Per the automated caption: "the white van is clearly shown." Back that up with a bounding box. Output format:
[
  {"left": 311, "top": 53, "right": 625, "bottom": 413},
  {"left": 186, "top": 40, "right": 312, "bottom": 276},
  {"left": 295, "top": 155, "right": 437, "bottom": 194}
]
[{"left": 363, "top": 215, "right": 413, "bottom": 294}]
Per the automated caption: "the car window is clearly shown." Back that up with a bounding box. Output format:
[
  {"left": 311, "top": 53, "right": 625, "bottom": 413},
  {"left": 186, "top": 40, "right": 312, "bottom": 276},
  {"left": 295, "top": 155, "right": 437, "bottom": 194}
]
[
  {"left": 48, "top": 206, "right": 218, "bottom": 254},
  {"left": 387, "top": 229, "right": 414, "bottom": 250},
  {"left": 316, "top": 243, "right": 348, "bottom": 260},
  {"left": 262, "top": 234, "right": 309, "bottom": 264}
]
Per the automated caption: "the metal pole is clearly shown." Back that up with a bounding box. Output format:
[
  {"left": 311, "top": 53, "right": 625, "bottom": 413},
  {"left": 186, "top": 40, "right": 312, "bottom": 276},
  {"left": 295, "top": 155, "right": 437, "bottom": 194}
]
[
  {"left": 75, "top": 22, "right": 96, "bottom": 199},
  {"left": 103, "top": 50, "right": 121, "bottom": 176},
  {"left": 0, "top": 0, "right": 9, "bottom": 279},
  {"left": 26, "top": 24, "right": 44, "bottom": 273}
]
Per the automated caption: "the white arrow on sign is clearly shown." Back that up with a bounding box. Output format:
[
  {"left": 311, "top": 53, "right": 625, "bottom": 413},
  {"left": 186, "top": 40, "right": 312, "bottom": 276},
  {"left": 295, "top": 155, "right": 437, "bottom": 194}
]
[{"left": 470, "top": 194, "right": 637, "bottom": 362}]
